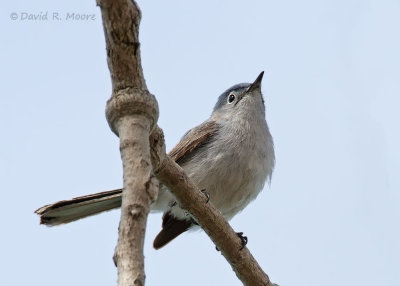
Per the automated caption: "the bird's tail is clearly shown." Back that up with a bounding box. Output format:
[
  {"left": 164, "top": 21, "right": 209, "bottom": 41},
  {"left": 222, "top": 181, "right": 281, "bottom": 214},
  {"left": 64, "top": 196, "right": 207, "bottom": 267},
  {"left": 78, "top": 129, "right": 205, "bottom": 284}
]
[{"left": 35, "top": 189, "right": 122, "bottom": 226}]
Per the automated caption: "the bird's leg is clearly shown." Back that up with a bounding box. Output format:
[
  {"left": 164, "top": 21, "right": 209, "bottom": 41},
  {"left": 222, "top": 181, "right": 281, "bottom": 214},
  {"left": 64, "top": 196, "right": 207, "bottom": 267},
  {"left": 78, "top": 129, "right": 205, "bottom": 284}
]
[{"left": 190, "top": 217, "right": 199, "bottom": 226}]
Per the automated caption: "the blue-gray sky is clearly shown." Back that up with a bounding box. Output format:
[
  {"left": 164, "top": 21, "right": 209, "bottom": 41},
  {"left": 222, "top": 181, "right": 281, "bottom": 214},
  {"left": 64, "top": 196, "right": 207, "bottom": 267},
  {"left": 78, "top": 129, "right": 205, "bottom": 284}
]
[{"left": 1, "top": 1, "right": 399, "bottom": 285}]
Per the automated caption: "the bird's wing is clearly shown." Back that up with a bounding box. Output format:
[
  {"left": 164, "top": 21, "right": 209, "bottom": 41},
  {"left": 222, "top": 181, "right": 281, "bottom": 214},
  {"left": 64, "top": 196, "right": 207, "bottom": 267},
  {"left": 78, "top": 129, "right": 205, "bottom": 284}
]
[{"left": 168, "top": 120, "right": 220, "bottom": 164}]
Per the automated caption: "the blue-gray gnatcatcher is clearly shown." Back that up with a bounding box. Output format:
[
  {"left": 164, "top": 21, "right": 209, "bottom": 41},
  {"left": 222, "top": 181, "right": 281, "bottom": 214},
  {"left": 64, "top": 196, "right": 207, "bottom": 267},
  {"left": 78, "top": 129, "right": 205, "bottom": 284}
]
[{"left": 35, "top": 72, "right": 275, "bottom": 249}]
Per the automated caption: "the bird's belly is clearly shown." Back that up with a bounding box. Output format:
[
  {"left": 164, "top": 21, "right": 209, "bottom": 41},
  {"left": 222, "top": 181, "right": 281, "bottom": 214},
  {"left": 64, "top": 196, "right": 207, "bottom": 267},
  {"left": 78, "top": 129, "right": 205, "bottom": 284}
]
[{"left": 185, "top": 151, "right": 268, "bottom": 220}]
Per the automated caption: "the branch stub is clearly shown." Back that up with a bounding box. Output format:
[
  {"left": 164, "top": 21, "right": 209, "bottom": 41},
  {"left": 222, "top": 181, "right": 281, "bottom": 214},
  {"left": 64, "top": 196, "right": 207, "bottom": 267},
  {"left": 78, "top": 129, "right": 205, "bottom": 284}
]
[{"left": 106, "top": 87, "right": 159, "bottom": 136}]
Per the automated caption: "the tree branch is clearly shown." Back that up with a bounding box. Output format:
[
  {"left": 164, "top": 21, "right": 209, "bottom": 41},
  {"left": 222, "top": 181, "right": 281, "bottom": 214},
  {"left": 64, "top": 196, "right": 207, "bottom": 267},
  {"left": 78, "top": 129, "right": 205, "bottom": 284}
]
[{"left": 97, "top": 1, "right": 158, "bottom": 285}]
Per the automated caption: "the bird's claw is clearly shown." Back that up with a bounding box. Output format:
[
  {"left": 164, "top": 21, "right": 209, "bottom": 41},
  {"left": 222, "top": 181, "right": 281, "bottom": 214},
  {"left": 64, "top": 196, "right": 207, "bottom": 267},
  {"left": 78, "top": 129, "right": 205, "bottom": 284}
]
[
  {"left": 215, "top": 232, "right": 248, "bottom": 251},
  {"left": 201, "top": 189, "right": 210, "bottom": 203},
  {"left": 236, "top": 232, "right": 248, "bottom": 250}
]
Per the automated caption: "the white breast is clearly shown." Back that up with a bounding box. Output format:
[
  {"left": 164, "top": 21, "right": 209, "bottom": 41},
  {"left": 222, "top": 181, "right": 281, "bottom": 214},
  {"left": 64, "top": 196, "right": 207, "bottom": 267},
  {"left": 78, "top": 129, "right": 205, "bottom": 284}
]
[{"left": 172, "top": 117, "right": 274, "bottom": 220}]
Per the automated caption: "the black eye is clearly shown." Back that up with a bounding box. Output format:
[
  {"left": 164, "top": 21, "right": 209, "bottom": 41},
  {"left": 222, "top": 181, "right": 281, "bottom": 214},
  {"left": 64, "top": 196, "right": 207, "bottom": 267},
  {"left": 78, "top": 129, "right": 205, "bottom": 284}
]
[{"left": 228, "top": 94, "right": 235, "bottom": 104}]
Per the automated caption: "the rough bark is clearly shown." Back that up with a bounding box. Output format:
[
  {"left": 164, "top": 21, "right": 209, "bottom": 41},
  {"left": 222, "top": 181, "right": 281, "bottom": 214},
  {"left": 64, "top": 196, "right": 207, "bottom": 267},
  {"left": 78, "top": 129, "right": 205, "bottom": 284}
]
[{"left": 97, "top": 1, "right": 158, "bottom": 286}]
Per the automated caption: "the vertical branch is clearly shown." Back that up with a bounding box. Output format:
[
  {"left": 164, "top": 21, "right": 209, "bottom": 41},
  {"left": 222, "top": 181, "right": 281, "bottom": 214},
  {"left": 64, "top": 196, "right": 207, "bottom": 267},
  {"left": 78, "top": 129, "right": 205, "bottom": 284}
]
[{"left": 97, "top": 0, "right": 158, "bottom": 285}]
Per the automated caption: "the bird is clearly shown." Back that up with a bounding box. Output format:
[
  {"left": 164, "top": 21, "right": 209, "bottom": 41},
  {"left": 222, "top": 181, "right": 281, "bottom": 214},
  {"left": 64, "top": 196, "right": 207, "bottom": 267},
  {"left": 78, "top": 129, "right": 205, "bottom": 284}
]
[{"left": 35, "top": 72, "right": 275, "bottom": 249}]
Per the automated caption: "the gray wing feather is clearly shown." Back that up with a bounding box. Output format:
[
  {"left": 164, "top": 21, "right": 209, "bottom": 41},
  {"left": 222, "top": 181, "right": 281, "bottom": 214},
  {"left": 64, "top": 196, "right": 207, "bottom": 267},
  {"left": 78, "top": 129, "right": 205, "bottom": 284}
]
[{"left": 168, "top": 120, "right": 219, "bottom": 164}]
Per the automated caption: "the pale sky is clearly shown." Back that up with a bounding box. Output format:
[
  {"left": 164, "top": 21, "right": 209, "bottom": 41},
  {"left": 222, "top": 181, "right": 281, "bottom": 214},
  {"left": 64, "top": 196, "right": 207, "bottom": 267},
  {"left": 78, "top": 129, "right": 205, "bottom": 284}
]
[{"left": 1, "top": 1, "right": 399, "bottom": 285}]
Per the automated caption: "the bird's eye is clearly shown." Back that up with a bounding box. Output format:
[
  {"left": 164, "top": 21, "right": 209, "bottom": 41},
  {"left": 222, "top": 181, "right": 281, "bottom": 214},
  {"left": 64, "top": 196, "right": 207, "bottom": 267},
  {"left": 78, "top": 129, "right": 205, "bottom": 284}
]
[{"left": 227, "top": 94, "right": 235, "bottom": 104}]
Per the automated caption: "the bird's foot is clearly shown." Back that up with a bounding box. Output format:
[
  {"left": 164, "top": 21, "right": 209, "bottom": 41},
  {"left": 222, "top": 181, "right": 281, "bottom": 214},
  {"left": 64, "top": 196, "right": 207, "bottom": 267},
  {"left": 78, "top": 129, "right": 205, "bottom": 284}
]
[
  {"left": 201, "top": 189, "right": 210, "bottom": 203},
  {"left": 236, "top": 232, "right": 248, "bottom": 250},
  {"left": 215, "top": 232, "right": 248, "bottom": 251}
]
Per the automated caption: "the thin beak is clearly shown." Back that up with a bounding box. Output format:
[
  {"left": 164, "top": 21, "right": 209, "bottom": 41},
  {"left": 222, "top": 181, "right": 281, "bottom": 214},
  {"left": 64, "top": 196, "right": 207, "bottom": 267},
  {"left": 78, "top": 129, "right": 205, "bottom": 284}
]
[{"left": 248, "top": 71, "right": 264, "bottom": 93}]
